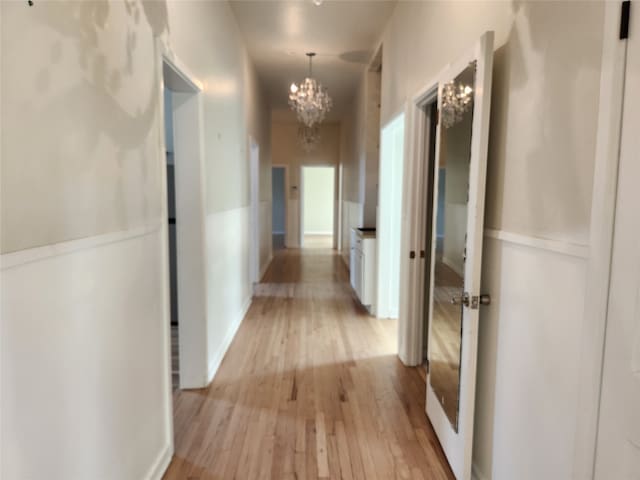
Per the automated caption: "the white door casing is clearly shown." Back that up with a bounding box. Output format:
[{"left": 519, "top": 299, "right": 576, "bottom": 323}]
[
  {"left": 594, "top": 4, "right": 640, "bottom": 477},
  {"left": 424, "top": 31, "right": 494, "bottom": 480}
]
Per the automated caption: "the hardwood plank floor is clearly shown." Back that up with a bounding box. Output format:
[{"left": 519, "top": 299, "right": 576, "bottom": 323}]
[
  {"left": 164, "top": 248, "right": 454, "bottom": 480},
  {"left": 303, "top": 234, "right": 333, "bottom": 249}
]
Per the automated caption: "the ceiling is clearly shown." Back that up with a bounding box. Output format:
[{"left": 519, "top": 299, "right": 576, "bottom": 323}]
[{"left": 229, "top": 1, "right": 397, "bottom": 121}]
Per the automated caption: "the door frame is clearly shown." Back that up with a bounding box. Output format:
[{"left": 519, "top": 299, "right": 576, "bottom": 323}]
[
  {"left": 574, "top": 2, "right": 631, "bottom": 477},
  {"left": 159, "top": 45, "right": 209, "bottom": 390},
  {"left": 300, "top": 164, "right": 337, "bottom": 248},
  {"left": 271, "top": 164, "right": 289, "bottom": 248},
  {"left": 155, "top": 40, "right": 209, "bottom": 463},
  {"left": 398, "top": 77, "right": 440, "bottom": 366}
]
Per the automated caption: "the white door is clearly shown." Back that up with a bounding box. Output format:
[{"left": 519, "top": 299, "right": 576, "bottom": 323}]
[
  {"left": 425, "top": 31, "right": 494, "bottom": 480},
  {"left": 594, "top": 6, "right": 640, "bottom": 477}
]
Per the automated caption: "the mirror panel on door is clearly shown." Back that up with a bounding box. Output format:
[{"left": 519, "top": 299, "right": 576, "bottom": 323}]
[{"left": 428, "top": 62, "right": 476, "bottom": 430}]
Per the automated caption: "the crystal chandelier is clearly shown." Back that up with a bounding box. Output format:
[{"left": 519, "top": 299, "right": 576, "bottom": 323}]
[
  {"left": 298, "top": 125, "right": 320, "bottom": 152},
  {"left": 289, "top": 53, "right": 332, "bottom": 127},
  {"left": 441, "top": 81, "right": 473, "bottom": 129}
]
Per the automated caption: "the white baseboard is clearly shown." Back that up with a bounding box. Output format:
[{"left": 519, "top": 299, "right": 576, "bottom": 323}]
[
  {"left": 145, "top": 442, "right": 173, "bottom": 480},
  {"left": 207, "top": 295, "right": 252, "bottom": 382}
]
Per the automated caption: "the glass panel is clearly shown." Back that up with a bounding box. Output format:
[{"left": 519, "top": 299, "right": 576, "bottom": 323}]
[{"left": 429, "top": 62, "right": 476, "bottom": 431}]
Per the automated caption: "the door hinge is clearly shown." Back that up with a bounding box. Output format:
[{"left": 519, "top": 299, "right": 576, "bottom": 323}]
[
  {"left": 409, "top": 250, "right": 416, "bottom": 259},
  {"left": 620, "top": 0, "right": 631, "bottom": 39}
]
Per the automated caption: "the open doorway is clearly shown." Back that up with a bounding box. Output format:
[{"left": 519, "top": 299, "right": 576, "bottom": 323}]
[
  {"left": 161, "top": 56, "right": 208, "bottom": 392},
  {"left": 420, "top": 101, "right": 439, "bottom": 368},
  {"left": 301, "top": 166, "right": 335, "bottom": 248},
  {"left": 398, "top": 89, "right": 439, "bottom": 369},
  {"left": 272, "top": 166, "right": 287, "bottom": 250},
  {"left": 164, "top": 88, "right": 180, "bottom": 391}
]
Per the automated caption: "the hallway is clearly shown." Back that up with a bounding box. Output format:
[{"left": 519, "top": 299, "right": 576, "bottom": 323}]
[{"left": 164, "top": 248, "right": 454, "bottom": 479}]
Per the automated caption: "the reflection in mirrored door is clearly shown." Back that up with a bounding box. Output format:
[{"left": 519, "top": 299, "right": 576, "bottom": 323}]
[{"left": 428, "top": 62, "right": 476, "bottom": 430}]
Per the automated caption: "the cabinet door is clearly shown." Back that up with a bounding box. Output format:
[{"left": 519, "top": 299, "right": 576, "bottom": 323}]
[{"left": 350, "top": 248, "right": 357, "bottom": 291}]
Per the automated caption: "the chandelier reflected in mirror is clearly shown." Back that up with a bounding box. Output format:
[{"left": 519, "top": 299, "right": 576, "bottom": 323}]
[
  {"left": 289, "top": 53, "right": 332, "bottom": 127},
  {"left": 298, "top": 125, "right": 320, "bottom": 152},
  {"left": 441, "top": 81, "right": 473, "bottom": 129}
]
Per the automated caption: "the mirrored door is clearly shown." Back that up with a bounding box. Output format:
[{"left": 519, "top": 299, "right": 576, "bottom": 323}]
[
  {"left": 423, "top": 31, "right": 494, "bottom": 480},
  {"left": 429, "top": 62, "right": 476, "bottom": 430}
]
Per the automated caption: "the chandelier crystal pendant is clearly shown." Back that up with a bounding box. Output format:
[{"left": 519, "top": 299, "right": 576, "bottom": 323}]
[
  {"left": 298, "top": 125, "right": 320, "bottom": 152},
  {"left": 441, "top": 81, "right": 474, "bottom": 129},
  {"left": 289, "top": 53, "right": 332, "bottom": 127}
]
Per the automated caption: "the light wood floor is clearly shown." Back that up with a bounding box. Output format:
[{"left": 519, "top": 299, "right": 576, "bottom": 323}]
[
  {"left": 429, "top": 260, "right": 465, "bottom": 425},
  {"left": 164, "top": 248, "right": 454, "bottom": 480},
  {"left": 303, "top": 234, "right": 333, "bottom": 249}
]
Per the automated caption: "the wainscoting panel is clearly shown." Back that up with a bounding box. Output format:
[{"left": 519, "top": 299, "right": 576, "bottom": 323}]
[
  {"left": 1, "top": 226, "right": 171, "bottom": 479},
  {"left": 205, "top": 206, "right": 253, "bottom": 381},
  {"left": 473, "top": 233, "right": 588, "bottom": 480}
]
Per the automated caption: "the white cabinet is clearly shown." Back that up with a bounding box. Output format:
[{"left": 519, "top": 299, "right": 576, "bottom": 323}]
[{"left": 350, "top": 228, "right": 376, "bottom": 310}]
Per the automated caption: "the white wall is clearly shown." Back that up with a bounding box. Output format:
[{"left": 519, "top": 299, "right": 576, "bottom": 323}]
[
  {"left": 0, "top": 1, "right": 270, "bottom": 478},
  {"left": 380, "top": 2, "right": 605, "bottom": 479},
  {"left": 377, "top": 113, "right": 404, "bottom": 319},
  {"left": 2, "top": 228, "right": 171, "bottom": 480},
  {"left": 340, "top": 69, "right": 382, "bottom": 232},
  {"left": 164, "top": 1, "right": 271, "bottom": 384}
]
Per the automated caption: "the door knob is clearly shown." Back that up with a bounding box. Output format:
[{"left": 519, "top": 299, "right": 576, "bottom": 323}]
[{"left": 479, "top": 294, "right": 491, "bottom": 305}]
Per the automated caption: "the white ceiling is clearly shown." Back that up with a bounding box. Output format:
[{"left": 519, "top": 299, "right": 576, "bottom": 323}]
[{"left": 229, "top": 1, "right": 397, "bottom": 121}]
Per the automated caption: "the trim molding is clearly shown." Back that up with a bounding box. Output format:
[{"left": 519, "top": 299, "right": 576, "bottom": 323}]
[
  {"left": 207, "top": 294, "right": 252, "bottom": 382},
  {"left": 484, "top": 228, "right": 589, "bottom": 259},
  {"left": 573, "top": 2, "right": 629, "bottom": 477},
  {"left": 1, "top": 223, "right": 161, "bottom": 271},
  {"left": 145, "top": 441, "right": 173, "bottom": 480}
]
